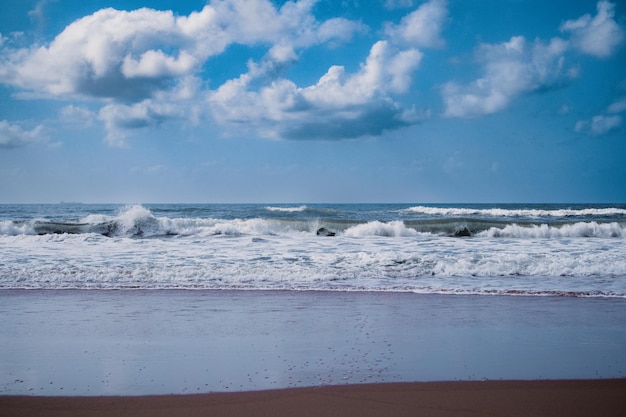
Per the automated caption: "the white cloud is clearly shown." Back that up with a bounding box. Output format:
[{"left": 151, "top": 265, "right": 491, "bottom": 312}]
[
  {"left": 607, "top": 97, "right": 626, "bottom": 114},
  {"left": 442, "top": 1, "right": 624, "bottom": 118},
  {"left": 303, "top": 41, "right": 423, "bottom": 103},
  {"left": 60, "top": 105, "right": 95, "bottom": 126},
  {"left": 0, "top": 0, "right": 363, "bottom": 102},
  {"left": 0, "top": 7, "right": 199, "bottom": 101},
  {"left": 0, "top": 0, "right": 369, "bottom": 145},
  {"left": 576, "top": 96, "right": 626, "bottom": 135},
  {"left": 122, "top": 50, "right": 198, "bottom": 78},
  {"left": 442, "top": 36, "right": 571, "bottom": 117},
  {"left": 0, "top": 121, "right": 47, "bottom": 148},
  {"left": 384, "top": 0, "right": 447, "bottom": 48},
  {"left": 317, "top": 18, "right": 367, "bottom": 44},
  {"left": 590, "top": 114, "right": 622, "bottom": 134},
  {"left": 560, "top": 1, "right": 624, "bottom": 58},
  {"left": 204, "top": 1, "right": 449, "bottom": 141},
  {"left": 98, "top": 100, "right": 182, "bottom": 147},
  {"left": 208, "top": 40, "right": 424, "bottom": 140}
]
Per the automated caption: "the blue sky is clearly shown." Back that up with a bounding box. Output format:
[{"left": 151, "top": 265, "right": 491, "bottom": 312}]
[{"left": 0, "top": 0, "right": 624, "bottom": 203}]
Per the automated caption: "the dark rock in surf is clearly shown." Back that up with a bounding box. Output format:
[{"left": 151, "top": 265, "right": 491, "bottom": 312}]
[
  {"left": 454, "top": 227, "right": 472, "bottom": 237},
  {"left": 316, "top": 227, "right": 336, "bottom": 237}
]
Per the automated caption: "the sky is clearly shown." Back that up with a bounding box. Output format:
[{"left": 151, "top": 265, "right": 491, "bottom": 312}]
[{"left": 0, "top": 0, "right": 625, "bottom": 203}]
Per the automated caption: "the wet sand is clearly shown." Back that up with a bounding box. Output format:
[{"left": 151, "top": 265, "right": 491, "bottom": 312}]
[
  {"left": 1, "top": 290, "right": 626, "bottom": 397},
  {"left": 2, "top": 379, "right": 626, "bottom": 417}
]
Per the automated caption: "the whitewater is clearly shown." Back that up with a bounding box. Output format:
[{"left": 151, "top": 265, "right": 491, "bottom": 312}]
[{"left": 1, "top": 203, "right": 625, "bottom": 296}]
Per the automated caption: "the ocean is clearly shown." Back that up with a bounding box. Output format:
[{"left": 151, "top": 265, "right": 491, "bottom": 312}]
[
  {"left": 1, "top": 203, "right": 625, "bottom": 296},
  {"left": 2, "top": 202, "right": 626, "bottom": 395}
]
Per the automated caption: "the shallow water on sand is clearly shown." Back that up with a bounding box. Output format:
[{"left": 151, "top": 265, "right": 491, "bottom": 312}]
[{"left": 1, "top": 290, "right": 625, "bottom": 395}]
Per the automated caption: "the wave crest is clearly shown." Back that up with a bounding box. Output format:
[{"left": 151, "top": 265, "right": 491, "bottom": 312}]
[
  {"left": 344, "top": 221, "right": 420, "bottom": 237},
  {"left": 265, "top": 205, "right": 308, "bottom": 213},
  {"left": 478, "top": 222, "right": 625, "bottom": 238},
  {"left": 403, "top": 206, "right": 626, "bottom": 218}
]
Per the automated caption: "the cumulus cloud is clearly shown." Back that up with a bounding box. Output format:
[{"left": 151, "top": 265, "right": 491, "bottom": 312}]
[
  {"left": 98, "top": 99, "right": 183, "bottom": 147},
  {"left": 205, "top": 0, "right": 446, "bottom": 140},
  {"left": 121, "top": 50, "right": 198, "bottom": 79},
  {"left": 209, "top": 40, "right": 424, "bottom": 140},
  {"left": 0, "top": 0, "right": 369, "bottom": 145},
  {"left": 2, "top": 8, "right": 186, "bottom": 100},
  {"left": 442, "top": 1, "right": 623, "bottom": 118},
  {"left": 384, "top": 0, "right": 447, "bottom": 48},
  {"left": 560, "top": 0, "right": 624, "bottom": 58},
  {"left": 0, "top": 121, "right": 47, "bottom": 148},
  {"left": 442, "top": 36, "right": 571, "bottom": 117},
  {"left": 0, "top": 0, "right": 363, "bottom": 102},
  {"left": 0, "top": 0, "right": 438, "bottom": 143}
]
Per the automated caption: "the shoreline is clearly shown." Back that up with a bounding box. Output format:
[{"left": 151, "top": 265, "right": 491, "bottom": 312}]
[
  {"left": 3, "top": 379, "right": 626, "bottom": 417},
  {"left": 2, "top": 287, "right": 625, "bottom": 297}
]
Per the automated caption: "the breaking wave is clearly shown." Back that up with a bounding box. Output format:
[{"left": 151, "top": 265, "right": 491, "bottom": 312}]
[
  {"left": 343, "top": 221, "right": 421, "bottom": 237},
  {"left": 1, "top": 205, "right": 625, "bottom": 240},
  {"left": 2, "top": 203, "right": 626, "bottom": 295},
  {"left": 477, "top": 222, "right": 625, "bottom": 238},
  {"left": 402, "top": 206, "right": 626, "bottom": 218},
  {"left": 265, "top": 205, "right": 308, "bottom": 213}
]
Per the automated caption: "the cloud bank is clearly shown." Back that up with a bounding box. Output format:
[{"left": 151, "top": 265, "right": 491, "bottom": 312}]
[
  {"left": 1, "top": 0, "right": 362, "bottom": 100},
  {"left": 0, "top": 0, "right": 446, "bottom": 144},
  {"left": 0, "top": 0, "right": 623, "bottom": 145}
]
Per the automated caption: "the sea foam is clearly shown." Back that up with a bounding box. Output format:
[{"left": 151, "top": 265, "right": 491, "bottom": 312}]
[
  {"left": 477, "top": 222, "right": 625, "bottom": 238},
  {"left": 265, "top": 205, "right": 308, "bottom": 212},
  {"left": 343, "top": 221, "right": 421, "bottom": 237},
  {"left": 2, "top": 203, "right": 625, "bottom": 296}
]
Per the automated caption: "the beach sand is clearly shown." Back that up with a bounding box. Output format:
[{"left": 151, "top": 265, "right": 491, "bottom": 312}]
[{"left": 2, "top": 379, "right": 626, "bottom": 417}]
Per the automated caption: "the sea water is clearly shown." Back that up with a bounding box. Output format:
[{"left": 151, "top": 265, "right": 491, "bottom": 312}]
[
  {"left": 2, "top": 203, "right": 626, "bottom": 395},
  {"left": 1, "top": 203, "right": 625, "bottom": 296}
]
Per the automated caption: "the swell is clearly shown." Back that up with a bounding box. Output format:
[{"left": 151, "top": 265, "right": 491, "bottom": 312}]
[
  {"left": 2, "top": 218, "right": 625, "bottom": 239},
  {"left": 1, "top": 204, "right": 625, "bottom": 239}
]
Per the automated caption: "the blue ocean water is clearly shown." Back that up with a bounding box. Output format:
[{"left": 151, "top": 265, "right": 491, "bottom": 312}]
[{"left": 1, "top": 203, "right": 625, "bottom": 296}]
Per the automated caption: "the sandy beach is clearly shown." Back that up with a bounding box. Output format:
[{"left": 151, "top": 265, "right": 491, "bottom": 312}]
[{"left": 3, "top": 379, "right": 626, "bottom": 417}]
